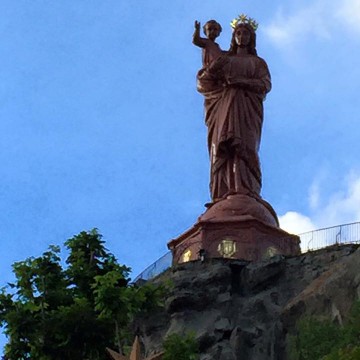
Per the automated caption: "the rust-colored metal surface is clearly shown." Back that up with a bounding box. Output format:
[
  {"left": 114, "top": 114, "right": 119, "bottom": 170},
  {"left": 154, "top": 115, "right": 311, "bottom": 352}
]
[
  {"left": 106, "top": 347, "right": 127, "bottom": 360},
  {"left": 168, "top": 17, "right": 300, "bottom": 263},
  {"left": 168, "top": 194, "right": 300, "bottom": 263},
  {"left": 195, "top": 20, "right": 270, "bottom": 201},
  {"left": 106, "top": 336, "right": 164, "bottom": 360}
]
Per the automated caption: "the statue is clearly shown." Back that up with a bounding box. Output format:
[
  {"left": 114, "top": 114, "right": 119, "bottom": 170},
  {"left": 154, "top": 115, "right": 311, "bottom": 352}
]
[
  {"left": 167, "top": 14, "right": 300, "bottom": 265},
  {"left": 193, "top": 15, "right": 271, "bottom": 202}
]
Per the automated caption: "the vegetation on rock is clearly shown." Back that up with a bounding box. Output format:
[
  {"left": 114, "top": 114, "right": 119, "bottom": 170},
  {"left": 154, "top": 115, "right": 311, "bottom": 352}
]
[
  {"left": 289, "top": 300, "right": 360, "bottom": 360},
  {"left": 162, "top": 332, "right": 199, "bottom": 360}
]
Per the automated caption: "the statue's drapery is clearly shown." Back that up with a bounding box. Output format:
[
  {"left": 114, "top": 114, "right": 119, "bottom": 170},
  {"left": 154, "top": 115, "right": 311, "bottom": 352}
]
[{"left": 197, "top": 54, "right": 271, "bottom": 201}]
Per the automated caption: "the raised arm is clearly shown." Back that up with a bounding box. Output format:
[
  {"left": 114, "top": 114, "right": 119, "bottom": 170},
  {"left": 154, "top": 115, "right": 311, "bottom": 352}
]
[{"left": 192, "top": 20, "right": 207, "bottom": 48}]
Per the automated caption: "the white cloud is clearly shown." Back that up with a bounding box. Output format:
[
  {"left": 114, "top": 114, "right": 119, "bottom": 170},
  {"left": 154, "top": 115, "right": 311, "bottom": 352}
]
[
  {"left": 309, "top": 181, "right": 320, "bottom": 210},
  {"left": 279, "top": 172, "right": 360, "bottom": 252},
  {"left": 263, "top": 1, "right": 332, "bottom": 46},
  {"left": 317, "top": 173, "right": 360, "bottom": 226},
  {"left": 336, "top": 0, "right": 360, "bottom": 32},
  {"left": 263, "top": 0, "right": 360, "bottom": 47},
  {"left": 279, "top": 211, "right": 316, "bottom": 234},
  {"left": 279, "top": 171, "right": 360, "bottom": 235},
  {"left": 308, "top": 169, "right": 329, "bottom": 210}
]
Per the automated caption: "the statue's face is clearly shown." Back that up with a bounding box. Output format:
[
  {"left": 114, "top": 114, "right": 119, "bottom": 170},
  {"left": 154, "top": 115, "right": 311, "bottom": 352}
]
[
  {"left": 234, "top": 27, "right": 251, "bottom": 47},
  {"left": 205, "top": 23, "right": 220, "bottom": 41}
]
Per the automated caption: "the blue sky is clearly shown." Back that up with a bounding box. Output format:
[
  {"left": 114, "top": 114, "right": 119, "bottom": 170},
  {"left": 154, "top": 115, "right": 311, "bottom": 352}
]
[{"left": 1, "top": 0, "right": 360, "bottom": 350}]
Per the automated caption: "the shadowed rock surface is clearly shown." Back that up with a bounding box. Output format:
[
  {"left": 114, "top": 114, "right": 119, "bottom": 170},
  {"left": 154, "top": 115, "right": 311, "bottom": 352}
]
[{"left": 135, "top": 244, "right": 360, "bottom": 360}]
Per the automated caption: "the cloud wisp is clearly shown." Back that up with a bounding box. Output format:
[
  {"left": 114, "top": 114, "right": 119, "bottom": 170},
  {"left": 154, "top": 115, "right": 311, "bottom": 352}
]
[
  {"left": 263, "top": 0, "right": 360, "bottom": 47},
  {"left": 263, "top": 2, "right": 331, "bottom": 46},
  {"left": 336, "top": 0, "right": 360, "bottom": 32},
  {"left": 279, "top": 170, "right": 360, "bottom": 235},
  {"left": 279, "top": 211, "right": 316, "bottom": 234}
]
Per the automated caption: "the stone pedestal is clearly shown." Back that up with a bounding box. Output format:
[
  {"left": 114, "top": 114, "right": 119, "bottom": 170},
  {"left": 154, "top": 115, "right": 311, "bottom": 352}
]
[{"left": 167, "top": 194, "right": 300, "bottom": 263}]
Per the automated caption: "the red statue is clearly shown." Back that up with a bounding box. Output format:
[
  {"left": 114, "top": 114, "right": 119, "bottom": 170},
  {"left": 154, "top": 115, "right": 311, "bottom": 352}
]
[
  {"left": 192, "top": 20, "right": 223, "bottom": 68},
  {"left": 167, "top": 15, "right": 300, "bottom": 265},
  {"left": 194, "top": 19, "right": 271, "bottom": 202}
]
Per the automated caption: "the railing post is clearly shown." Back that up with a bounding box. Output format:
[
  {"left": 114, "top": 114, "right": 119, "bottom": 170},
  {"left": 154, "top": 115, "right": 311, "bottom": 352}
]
[
  {"left": 307, "top": 232, "right": 314, "bottom": 251},
  {"left": 336, "top": 225, "right": 342, "bottom": 245}
]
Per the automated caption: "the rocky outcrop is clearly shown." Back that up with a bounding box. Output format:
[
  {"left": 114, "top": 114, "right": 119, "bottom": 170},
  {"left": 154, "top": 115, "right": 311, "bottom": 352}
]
[{"left": 135, "top": 244, "right": 360, "bottom": 360}]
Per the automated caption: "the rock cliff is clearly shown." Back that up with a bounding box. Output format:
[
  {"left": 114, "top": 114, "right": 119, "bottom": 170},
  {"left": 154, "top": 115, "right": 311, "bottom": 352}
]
[{"left": 135, "top": 244, "right": 360, "bottom": 360}]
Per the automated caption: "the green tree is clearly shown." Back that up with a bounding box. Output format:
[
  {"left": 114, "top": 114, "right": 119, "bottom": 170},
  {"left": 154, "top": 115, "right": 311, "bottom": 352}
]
[
  {"left": 93, "top": 270, "right": 169, "bottom": 354},
  {"left": 0, "top": 229, "right": 165, "bottom": 360}
]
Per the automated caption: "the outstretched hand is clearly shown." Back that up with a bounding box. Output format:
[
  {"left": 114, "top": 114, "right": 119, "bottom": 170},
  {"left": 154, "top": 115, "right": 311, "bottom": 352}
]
[{"left": 194, "top": 20, "right": 201, "bottom": 30}]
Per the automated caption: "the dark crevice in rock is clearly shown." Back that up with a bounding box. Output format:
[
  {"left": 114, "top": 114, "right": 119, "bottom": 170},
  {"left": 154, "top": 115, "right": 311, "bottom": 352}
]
[{"left": 229, "top": 263, "right": 244, "bottom": 295}]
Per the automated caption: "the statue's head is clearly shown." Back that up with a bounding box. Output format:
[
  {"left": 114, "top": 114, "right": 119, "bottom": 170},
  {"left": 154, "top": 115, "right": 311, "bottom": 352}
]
[
  {"left": 229, "top": 23, "right": 257, "bottom": 55},
  {"left": 203, "top": 20, "right": 222, "bottom": 41}
]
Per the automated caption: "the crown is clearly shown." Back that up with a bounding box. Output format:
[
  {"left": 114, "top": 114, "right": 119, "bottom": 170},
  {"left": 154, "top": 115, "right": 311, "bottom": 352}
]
[{"left": 230, "top": 14, "right": 258, "bottom": 31}]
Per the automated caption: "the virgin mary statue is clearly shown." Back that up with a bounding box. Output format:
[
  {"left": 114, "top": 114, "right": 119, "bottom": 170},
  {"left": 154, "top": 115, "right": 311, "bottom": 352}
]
[
  {"left": 167, "top": 16, "right": 300, "bottom": 264},
  {"left": 196, "top": 18, "right": 271, "bottom": 203}
]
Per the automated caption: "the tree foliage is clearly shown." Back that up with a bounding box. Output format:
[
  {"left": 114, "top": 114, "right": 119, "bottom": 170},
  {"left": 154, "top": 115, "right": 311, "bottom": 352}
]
[
  {"left": 0, "top": 229, "right": 166, "bottom": 360},
  {"left": 289, "top": 301, "right": 360, "bottom": 360}
]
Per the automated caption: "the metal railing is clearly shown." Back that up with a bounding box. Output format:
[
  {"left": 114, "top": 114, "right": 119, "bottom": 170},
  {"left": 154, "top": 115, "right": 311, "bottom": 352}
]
[
  {"left": 299, "top": 221, "right": 360, "bottom": 251},
  {"left": 134, "top": 221, "right": 360, "bottom": 282},
  {"left": 134, "top": 251, "right": 172, "bottom": 283}
]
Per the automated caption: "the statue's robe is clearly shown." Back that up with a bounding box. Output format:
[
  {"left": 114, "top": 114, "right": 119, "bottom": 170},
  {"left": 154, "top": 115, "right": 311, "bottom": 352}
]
[{"left": 197, "top": 54, "right": 271, "bottom": 201}]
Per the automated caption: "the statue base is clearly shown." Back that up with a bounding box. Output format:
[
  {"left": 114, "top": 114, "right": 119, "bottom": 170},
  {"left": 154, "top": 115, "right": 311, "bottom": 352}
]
[{"left": 167, "top": 194, "right": 300, "bottom": 263}]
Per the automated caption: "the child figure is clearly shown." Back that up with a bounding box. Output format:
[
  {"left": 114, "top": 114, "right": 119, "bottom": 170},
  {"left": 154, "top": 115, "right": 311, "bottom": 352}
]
[
  {"left": 193, "top": 20, "right": 225, "bottom": 93},
  {"left": 193, "top": 20, "right": 223, "bottom": 68}
]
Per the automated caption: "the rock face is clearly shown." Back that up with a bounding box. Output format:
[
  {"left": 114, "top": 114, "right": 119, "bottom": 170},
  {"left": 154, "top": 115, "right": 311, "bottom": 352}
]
[{"left": 135, "top": 245, "right": 360, "bottom": 360}]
